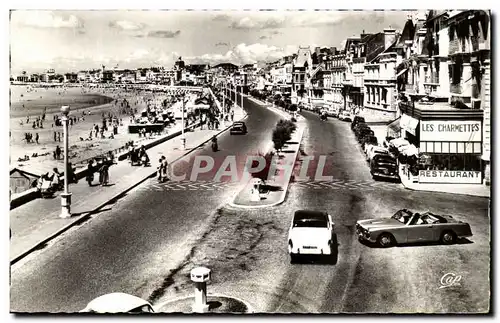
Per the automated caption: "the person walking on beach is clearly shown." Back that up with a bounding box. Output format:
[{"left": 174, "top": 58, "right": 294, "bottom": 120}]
[{"left": 35, "top": 133, "right": 39, "bottom": 144}]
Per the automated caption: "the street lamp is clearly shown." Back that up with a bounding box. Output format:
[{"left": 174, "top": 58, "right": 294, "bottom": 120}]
[
  {"left": 60, "top": 105, "right": 71, "bottom": 218},
  {"left": 181, "top": 92, "right": 186, "bottom": 150}
]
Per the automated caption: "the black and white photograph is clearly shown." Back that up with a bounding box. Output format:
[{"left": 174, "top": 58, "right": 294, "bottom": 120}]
[{"left": 7, "top": 5, "right": 492, "bottom": 315}]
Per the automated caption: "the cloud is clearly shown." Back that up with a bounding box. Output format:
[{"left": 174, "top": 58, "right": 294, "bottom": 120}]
[
  {"left": 186, "top": 43, "right": 298, "bottom": 66},
  {"left": 230, "top": 15, "right": 285, "bottom": 30},
  {"left": 13, "top": 11, "right": 84, "bottom": 29},
  {"left": 109, "top": 20, "right": 146, "bottom": 31},
  {"left": 223, "top": 11, "right": 351, "bottom": 30},
  {"left": 259, "top": 35, "right": 268, "bottom": 40},
  {"left": 212, "top": 13, "right": 230, "bottom": 21},
  {"left": 215, "top": 42, "right": 229, "bottom": 47},
  {"left": 146, "top": 30, "right": 181, "bottom": 38}
]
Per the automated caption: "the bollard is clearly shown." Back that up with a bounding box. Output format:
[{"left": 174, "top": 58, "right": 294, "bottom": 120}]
[{"left": 190, "top": 267, "right": 211, "bottom": 313}]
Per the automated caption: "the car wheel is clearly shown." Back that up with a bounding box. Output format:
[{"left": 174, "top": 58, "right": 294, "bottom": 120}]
[
  {"left": 377, "top": 233, "right": 394, "bottom": 248},
  {"left": 290, "top": 254, "right": 298, "bottom": 264},
  {"left": 441, "top": 231, "right": 457, "bottom": 245}
]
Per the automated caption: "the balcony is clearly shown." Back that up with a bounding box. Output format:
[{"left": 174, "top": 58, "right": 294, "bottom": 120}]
[
  {"left": 449, "top": 39, "right": 466, "bottom": 55},
  {"left": 424, "top": 74, "right": 439, "bottom": 85}
]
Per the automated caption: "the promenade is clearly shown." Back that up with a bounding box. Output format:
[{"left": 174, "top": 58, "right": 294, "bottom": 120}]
[{"left": 10, "top": 89, "right": 247, "bottom": 264}]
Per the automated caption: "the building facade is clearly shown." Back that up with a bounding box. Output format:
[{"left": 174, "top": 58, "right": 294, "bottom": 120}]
[{"left": 394, "top": 10, "right": 490, "bottom": 186}]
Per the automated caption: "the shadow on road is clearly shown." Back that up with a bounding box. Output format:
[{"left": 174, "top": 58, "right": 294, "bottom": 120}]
[{"left": 358, "top": 237, "right": 474, "bottom": 248}]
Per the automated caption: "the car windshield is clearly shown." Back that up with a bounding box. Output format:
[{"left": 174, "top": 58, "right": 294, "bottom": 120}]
[
  {"left": 375, "top": 156, "right": 396, "bottom": 164},
  {"left": 392, "top": 210, "right": 413, "bottom": 224},
  {"left": 293, "top": 219, "right": 328, "bottom": 228}
]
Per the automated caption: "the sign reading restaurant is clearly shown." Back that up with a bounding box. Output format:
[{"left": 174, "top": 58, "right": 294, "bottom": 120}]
[
  {"left": 419, "top": 170, "right": 482, "bottom": 184},
  {"left": 420, "top": 120, "right": 482, "bottom": 142}
]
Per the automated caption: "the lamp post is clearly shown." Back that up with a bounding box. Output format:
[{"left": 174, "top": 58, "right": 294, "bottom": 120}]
[
  {"left": 60, "top": 105, "right": 71, "bottom": 219},
  {"left": 222, "top": 81, "right": 226, "bottom": 123},
  {"left": 181, "top": 92, "right": 186, "bottom": 150},
  {"left": 240, "top": 83, "right": 243, "bottom": 109}
]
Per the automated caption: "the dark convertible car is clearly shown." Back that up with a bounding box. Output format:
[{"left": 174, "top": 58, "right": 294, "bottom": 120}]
[
  {"left": 356, "top": 209, "right": 473, "bottom": 247},
  {"left": 229, "top": 121, "right": 247, "bottom": 135}
]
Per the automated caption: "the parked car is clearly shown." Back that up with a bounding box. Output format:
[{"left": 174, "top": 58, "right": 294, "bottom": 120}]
[
  {"left": 229, "top": 121, "right": 247, "bottom": 135},
  {"left": 351, "top": 116, "right": 366, "bottom": 130},
  {"left": 366, "top": 145, "right": 389, "bottom": 162},
  {"left": 357, "top": 128, "right": 375, "bottom": 141},
  {"left": 338, "top": 111, "right": 353, "bottom": 122},
  {"left": 356, "top": 209, "right": 473, "bottom": 247},
  {"left": 361, "top": 135, "right": 378, "bottom": 150},
  {"left": 81, "top": 293, "right": 155, "bottom": 313},
  {"left": 288, "top": 210, "right": 336, "bottom": 263},
  {"left": 353, "top": 122, "right": 370, "bottom": 136},
  {"left": 370, "top": 154, "right": 399, "bottom": 181},
  {"left": 327, "top": 106, "right": 339, "bottom": 118}
]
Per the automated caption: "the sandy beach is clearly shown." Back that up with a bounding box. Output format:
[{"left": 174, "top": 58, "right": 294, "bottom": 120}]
[{"left": 9, "top": 84, "right": 182, "bottom": 175}]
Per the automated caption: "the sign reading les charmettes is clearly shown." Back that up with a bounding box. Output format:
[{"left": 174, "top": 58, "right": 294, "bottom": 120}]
[{"left": 420, "top": 120, "right": 482, "bottom": 142}]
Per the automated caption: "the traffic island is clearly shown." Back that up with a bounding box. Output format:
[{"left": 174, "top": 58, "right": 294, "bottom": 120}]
[
  {"left": 229, "top": 121, "right": 305, "bottom": 209},
  {"left": 155, "top": 295, "right": 252, "bottom": 314}
]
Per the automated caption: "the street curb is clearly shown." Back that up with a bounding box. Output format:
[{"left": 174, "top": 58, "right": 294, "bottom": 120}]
[
  {"left": 10, "top": 111, "right": 249, "bottom": 265},
  {"left": 9, "top": 123, "right": 201, "bottom": 211},
  {"left": 154, "top": 293, "right": 254, "bottom": 313},
  {"left": 399, "top": 182, "right": 490, "bottom": 199},
  {"left": 228, "top": 104, "right": 305, "bottom": 209},
  {"left": 228, "top": 127, "right": 304, "bottom": 210}
]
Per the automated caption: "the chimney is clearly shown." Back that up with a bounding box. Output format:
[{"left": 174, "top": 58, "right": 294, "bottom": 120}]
[{"left": 384, "top": 26, "right": 396, "bottom": 50}]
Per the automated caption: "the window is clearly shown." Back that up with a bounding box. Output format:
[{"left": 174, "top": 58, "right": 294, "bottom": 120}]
[{"left": 422, "top": 153, "right": 482, "bottom": 171}]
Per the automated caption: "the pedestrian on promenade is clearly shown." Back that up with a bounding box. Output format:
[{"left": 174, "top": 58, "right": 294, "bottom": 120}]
[
  {"left": 55, "top": 145, "right": 62, "bottom": 160},
  {"left": 85, "top": 160, "right": 94, "bottom": 186},
  {"left": 157, "top": 158, "right": 164, "bottom": 182},
  {"left": 58, "top": 132, "right": 62, "bottom": 142},
  {"left": 54, "top": 131, "right": 57, "bottom": 142},
  {"left": 99, "top": 160, "right": 110, "bottom": 186},
  {"left": 35, "top": 133, "right": 39, "bottom": 144},
  {"left": 230, "top": 109, "right": 234, "bottom": 121},
  {"left": 162, "top": 156, "right": 169, "bottom": 180}
]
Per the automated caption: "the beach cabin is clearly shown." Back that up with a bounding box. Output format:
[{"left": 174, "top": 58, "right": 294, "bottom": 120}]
[{"left": 10, "top": 168, "right": 38, "bottom": 194}]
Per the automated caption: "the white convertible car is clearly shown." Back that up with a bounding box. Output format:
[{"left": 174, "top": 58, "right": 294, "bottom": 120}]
[{"left": 287, "top": 210, "right": 336, "bottom": 263}]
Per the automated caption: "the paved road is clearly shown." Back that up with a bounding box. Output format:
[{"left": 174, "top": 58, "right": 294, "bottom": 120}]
[
  {"left": 154, "top": 107, "right": 490, "bottom": 313},
  {"left": 9, "top": 93, "right": 283, "bottom": 312},
  {"left": 10, "top": 96, "right": 490, "bottom": 313}
]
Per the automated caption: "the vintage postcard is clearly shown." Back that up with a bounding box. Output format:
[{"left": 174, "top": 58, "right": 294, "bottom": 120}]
[{"left": 9, "top": 9, "right": 491, "bottom": 314}]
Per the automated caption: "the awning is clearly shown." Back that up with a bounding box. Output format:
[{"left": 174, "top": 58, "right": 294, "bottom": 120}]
[
  {"left": 387, "top": 117, "right": 402, "bottom": 133},
  {"left": 400, "top": 114, "right": 419, "bottom": 136},
  {"left": 396, "top": 69, "right": 408, "bottom": 78},
  {"left": 390, "top": 138, "right": 410, "bottom": 148}
]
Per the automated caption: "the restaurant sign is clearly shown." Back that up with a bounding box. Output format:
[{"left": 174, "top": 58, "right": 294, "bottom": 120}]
[
  {"left": 419, "top": 170, "right": 482, "bottom": 184},
  {"left": 420, "top": 120, "right": 482, "bottom": 142}
]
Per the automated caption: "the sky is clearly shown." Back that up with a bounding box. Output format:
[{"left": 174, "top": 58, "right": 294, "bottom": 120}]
[{"left": 10, "top": 10, "right": 421, "bottom": 74}]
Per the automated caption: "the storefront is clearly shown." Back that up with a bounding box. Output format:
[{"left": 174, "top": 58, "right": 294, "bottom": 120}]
[
  {"left": 418, "top": 119, "right": 482, "bottom": 184},
  {"left": 398, "top": 101, "right": 484, "bottom": 185}
]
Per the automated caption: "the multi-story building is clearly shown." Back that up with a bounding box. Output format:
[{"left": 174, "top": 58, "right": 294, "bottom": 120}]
[
  {"left": 292, "top": 47, "right": 312, "bottom": 103},
  {"left": 350, "top": 32, "right": 387, "bottom": 115},
  {"left": 331, "top": 53, "right": 347, "bottom": 111},
  {"left": 363, "top": 27, "right": 400, "bottom": 120},
  {"left": 64, "top": 73, "right": 78, "bottom": 83},
  {"left": 394, "top": 10, "right": 490, "bottom": 186},
  {"left": 102, "top": 70, "right": 116, "bottom": 83}
]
